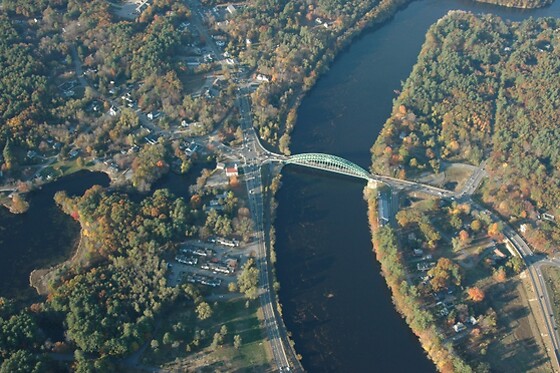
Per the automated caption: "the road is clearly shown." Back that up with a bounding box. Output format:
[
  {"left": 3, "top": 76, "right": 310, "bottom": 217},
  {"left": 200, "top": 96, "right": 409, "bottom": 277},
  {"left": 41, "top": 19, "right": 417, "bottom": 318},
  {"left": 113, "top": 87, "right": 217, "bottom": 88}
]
[
  {"left": 457, "top": 159, "right": 488, "bottom": 198},
  {"left": 237, "top": 93, "right": 302, "bottom": 372},
  {"left": 472, "top": 205, "right": 560, "bottom": 370},
  {"left": 504, "top": 227, "right": 560, "bottom": 369},
  {"left": 183, "top": 0, "right": 303, "bottom": 370}
]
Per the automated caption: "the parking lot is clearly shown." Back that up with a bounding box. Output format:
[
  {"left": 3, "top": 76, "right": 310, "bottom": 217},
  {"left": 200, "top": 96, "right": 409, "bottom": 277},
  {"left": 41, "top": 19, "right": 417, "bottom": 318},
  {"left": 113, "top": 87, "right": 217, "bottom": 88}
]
[{"left": 167, "top": 239, "right": 258, "bottom": 288}]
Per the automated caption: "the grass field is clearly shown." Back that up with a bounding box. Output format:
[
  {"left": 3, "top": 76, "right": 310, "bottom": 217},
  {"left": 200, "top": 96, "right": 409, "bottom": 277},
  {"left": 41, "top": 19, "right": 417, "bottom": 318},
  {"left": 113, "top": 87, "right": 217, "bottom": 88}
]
[
  {"left": 141, "top": 297, "right": 271, "bottom": 371},
  {"left": 542, "top": 266, "right": 560, "bottom": 329}
]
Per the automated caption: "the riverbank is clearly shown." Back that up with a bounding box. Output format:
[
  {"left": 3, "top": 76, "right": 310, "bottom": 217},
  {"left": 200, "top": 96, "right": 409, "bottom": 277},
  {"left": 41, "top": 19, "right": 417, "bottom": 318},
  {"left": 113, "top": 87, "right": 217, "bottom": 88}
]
[
  {"left": 474, "top": 0, "right": 553, "bottom": 8},
  {"left": 364, "top": 188, "right": 469, "bottom": 372},
  {"left": 277, "top": 0, "right": 414, "bottom": 154}
]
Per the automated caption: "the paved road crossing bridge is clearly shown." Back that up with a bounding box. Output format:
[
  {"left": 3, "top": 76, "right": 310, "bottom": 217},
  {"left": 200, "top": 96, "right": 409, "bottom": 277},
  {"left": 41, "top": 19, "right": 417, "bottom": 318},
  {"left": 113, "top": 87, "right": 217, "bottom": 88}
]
[{"left": 263, "top": 152, "right": 453, "bottom": 197}]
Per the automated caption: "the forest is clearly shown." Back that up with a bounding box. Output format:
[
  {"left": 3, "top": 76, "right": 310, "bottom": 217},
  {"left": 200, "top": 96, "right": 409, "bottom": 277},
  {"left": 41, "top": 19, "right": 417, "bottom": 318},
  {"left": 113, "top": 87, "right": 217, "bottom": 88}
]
[
  {"left": 224, "top": 0, "right": 412, "bottom": 151},
  {"left": 475, "top": 0, "right": 553, "bottom": 9},
  {"left": 371, "top": 11, "right": 560, "bottom": 252}
]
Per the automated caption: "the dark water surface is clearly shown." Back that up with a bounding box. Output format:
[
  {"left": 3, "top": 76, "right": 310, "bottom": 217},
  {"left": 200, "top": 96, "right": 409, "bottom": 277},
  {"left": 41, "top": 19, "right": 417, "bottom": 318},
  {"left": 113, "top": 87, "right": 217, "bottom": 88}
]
[
  {"left": 275, "top": 0, "right": 560, "bottom": 371},
  {"left": 0, "top": 171, "right": 110, "bottom": 300}
]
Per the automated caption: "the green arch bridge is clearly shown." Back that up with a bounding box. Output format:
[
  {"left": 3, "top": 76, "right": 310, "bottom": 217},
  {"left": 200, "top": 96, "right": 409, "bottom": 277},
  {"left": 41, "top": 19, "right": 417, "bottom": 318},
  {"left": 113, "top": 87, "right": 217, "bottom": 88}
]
[{"left": 284, "top": 152, "right": 372, "bottom": 181}]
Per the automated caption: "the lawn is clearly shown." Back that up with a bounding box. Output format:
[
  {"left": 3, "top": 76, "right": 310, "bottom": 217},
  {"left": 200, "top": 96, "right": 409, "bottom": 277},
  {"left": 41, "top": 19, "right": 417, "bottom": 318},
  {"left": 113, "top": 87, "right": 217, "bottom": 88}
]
[
  {"left": 542, "top": 265, "right": 560, "bottom": 329},
  {"left": 141, "top": 297, "right": 271, "bottom": 371},
  {"left": 483, "top": 278, "right": 552, "bottom": 372}
]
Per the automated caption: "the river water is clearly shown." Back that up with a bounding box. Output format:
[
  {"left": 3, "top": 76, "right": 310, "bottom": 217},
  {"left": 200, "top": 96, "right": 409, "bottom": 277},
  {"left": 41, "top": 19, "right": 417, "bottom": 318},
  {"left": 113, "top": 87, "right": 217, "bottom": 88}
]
[
  {"left": 0, "top": 171, "right": 110, "bottom": 301},
  {"left": 274, "top": 0, "right": 560, "bottom": 371},
  {"left": 0, "top": 167, "right": 206, "bottom": 302}
]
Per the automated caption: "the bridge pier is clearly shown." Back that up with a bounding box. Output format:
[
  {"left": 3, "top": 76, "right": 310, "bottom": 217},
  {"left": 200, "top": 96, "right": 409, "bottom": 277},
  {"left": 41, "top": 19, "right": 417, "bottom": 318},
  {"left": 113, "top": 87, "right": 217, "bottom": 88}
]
[{"left": 367, "top": 179, "right": 378, "bottom": 189}]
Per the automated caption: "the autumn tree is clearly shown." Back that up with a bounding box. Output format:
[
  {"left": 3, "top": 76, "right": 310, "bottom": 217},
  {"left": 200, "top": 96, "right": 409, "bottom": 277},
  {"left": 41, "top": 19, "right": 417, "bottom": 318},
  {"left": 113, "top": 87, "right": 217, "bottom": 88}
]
[
  {"left": 493, "top": 267, "right": 507, "bottom": 282},
  {"left": 487, "top": 222, "right": 503, "bottom": 238},
  {"left": 470, "top": 219, "right": 482, "bottom": 232},
  {"left": 467, "top": 287, "right": 485, "bottom": 302},
  {"left": 428, "top": 258, "right": 462, "bottom": 291}
]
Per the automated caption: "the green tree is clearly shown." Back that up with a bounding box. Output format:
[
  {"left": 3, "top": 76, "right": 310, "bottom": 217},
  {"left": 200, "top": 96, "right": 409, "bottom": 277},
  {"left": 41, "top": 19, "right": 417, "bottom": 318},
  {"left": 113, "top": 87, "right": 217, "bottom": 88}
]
[
  {"left": 233, "top": 334, "right": 242, "bottom": 349},
  {"left": 237, "top": 259, "right": 259, "bottom": 300},
  {"left": 2, "top": 139, "right": 15, "bottom": 170},
  {"left": 0, "top": 350, "right": 43, "bottom": 373},
  {"left": 196, "top": 302, "right": 212, "bottom": 320}
]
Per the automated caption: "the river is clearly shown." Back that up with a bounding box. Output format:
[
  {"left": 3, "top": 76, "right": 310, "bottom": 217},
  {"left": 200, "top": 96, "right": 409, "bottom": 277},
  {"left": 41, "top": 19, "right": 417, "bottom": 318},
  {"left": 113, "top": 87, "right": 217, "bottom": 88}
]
[
  {"left": 274, "top": 0, "right": 560, "bottom": 371},
  {"left": 0, "top": 171, "right": 110, "bottom": 301}
]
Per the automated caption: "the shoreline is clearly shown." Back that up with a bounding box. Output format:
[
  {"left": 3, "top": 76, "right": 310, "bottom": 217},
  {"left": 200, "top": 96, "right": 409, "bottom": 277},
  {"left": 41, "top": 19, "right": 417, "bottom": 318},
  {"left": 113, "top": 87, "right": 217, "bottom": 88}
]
[
  {"left": 363, "top": 187, "right": 470, "bottom": 372},
  {"left": 473, "top": 0, "right": 553, "bottom": 8},
  {"left": 273, "top": 0, "right": 415, "bottom": 154}
]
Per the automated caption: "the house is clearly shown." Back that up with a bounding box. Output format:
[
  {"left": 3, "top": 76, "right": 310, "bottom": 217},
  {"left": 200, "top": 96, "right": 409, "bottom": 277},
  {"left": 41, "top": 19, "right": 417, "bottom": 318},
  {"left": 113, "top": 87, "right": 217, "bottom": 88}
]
[
  {"left": 226, "top": 4, "right": 236, "bottom": 14},
  {"left": 226, "top": 258, "right": 238, "bottom": 272},
  {"left": 543, "top": 213, "right": 555, "bottom": 222},
  {"left": 225, "top": 164, "right": 238, "bottom": 177},
  {"left": 147, "top": 111, "right": 161, "bottom": 120},
  {"left": 452, "top": 322, "right": 466, "bottom": 333},
  {"left": 256, "top": 73, "right": 270, "bottom": 82},
  {"left": 109, "top": 106, "right": 119, "bottom": 116},
  {"left": 216, "top": 162, "right": 225, "bottom": 170},
  {"left": 185, "top": 144, "right": 199, "bottom": 156},
  {"left": 467, "top": 316, "right": 478, "bottom": 326},
  {"left": 493, "top": 248, "right": 506, "bottom": 259}
]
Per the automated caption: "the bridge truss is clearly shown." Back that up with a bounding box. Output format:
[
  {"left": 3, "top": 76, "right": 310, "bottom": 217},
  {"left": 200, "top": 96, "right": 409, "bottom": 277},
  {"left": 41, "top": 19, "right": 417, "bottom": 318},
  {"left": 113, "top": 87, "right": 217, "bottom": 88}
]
[{"left": 285, "top": 153, "right": 371, "bottom": 181}]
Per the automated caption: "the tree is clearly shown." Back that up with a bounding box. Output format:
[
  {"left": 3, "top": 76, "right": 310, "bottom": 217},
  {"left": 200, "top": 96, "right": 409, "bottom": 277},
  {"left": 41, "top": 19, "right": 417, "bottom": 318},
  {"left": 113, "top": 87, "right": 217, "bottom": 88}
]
[
  {"left": 150, "top": 339, "right": 159, "bottom": 351},
  {"left": 131, "top": 143, "right": 169, "bottom": 192},
  {"left": 211, "top": 332, "right": 223, "bottom": 350},
  {"left": 470, "top": 219, "right": 482, "bottom": 232},
  {"left": 237, "top": 259, "right": 260, "bottom": 300},
  {"left": 196, "top": 302, "right": 212, "bottom": 320},
  {"left": 10, "top": 194, "right": 29, "bottom": 214},
  {"left": 162, "top": 332, "right": 173, "bottom": 346},
  {"left": 467, "top": 287, "right": 485, "bottom": 302},
  {"left": 2, "top": 139, "right": 15, "bottom": 170},
  {"left": 493, "top": 267, "right": 507, "bottom": 282},
  {"left": 228, "top": 282, "right": 238, "bottom": 292},
  {"left": 233, "top": 334, "right": 242, "bottom": 349},
  {"left": 0, "top": 350, "right": 43, "bottom": 373},
  {"left": 487, "top": 222, "right": 502, "bottom": 238},
  {"left": 507, "top": 256, "right": 524, "bottom": 274},
  {"left": 219, "top": 325, "right": 228, "bottom": 337},
  {"left": 459, "top": 230, "right": 470, "bottom": 244},
  {"left": 428, "top": 258, "right": 462, "bottom": 291}
]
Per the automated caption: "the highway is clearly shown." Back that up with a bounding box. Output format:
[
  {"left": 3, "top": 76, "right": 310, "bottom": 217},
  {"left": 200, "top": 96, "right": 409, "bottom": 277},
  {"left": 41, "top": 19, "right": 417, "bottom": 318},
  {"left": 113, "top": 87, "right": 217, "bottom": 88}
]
[
  {"left": 474, "top": 205, "right": 560, "bottom": 370},
  {"left": 179, "top": 0, "right": 303, "bottom": 370},
  {"left": 237, "top": 92, "right": 302, "bottom": 372},
  {"left": 504, "top": 228, "right": 560, "bottom": 369}
]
